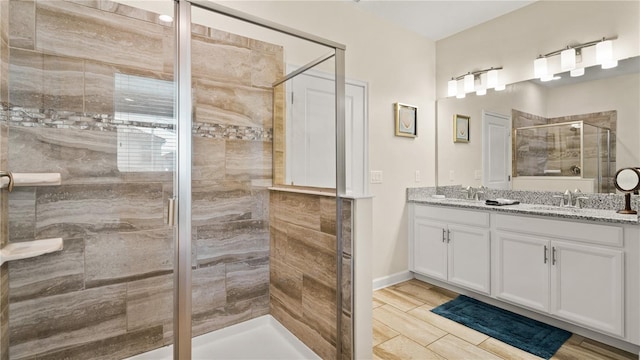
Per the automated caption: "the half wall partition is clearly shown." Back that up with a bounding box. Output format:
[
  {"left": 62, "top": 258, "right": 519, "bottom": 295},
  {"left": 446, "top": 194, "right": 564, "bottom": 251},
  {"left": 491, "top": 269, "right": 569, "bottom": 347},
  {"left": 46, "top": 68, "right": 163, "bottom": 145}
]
[{"left": 0, "top": 1, "right": 350, "bottom": 359}]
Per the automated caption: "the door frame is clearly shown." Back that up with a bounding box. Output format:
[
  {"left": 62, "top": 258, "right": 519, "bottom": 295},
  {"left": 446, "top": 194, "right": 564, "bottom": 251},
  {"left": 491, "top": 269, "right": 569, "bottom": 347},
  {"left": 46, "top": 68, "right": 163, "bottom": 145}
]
[{"left": 285, "top": 64, "right": 369, "bottom": 195}]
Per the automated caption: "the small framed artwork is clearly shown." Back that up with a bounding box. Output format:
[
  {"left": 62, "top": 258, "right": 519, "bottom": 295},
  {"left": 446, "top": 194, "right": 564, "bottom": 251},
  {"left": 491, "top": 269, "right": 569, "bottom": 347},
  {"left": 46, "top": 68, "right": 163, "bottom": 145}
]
[
  {"left": 395, "top": 103, "right": 417, "bottom": 138},
  {"left": 453, "top": 114, "right": 470, "bottom": 143}
]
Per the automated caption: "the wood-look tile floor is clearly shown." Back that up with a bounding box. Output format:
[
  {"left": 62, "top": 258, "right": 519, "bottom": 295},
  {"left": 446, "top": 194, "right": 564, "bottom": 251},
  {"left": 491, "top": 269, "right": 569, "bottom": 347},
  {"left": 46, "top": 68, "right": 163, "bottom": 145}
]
[{"left": 373, "top": 279, "right": 639, "bottom": 360}]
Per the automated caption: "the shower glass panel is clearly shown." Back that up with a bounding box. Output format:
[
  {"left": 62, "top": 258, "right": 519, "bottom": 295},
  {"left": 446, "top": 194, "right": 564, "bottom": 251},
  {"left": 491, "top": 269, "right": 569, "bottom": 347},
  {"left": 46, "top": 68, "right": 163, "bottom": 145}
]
[
  {"left": 514, "top": 120, "right": 611, "bottom": 193},
  {"left": 183, "top": 2, "right": 349, "bottom": 359},
  {"left": 2, "top": 1, "right": 177, "bottom": 358}
]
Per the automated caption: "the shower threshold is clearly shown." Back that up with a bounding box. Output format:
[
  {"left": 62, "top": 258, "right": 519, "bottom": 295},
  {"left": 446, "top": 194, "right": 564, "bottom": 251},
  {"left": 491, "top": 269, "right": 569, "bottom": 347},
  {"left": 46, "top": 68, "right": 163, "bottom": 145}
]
[{"left": 127, "top": 315, "right": 320, "bottom": 360}]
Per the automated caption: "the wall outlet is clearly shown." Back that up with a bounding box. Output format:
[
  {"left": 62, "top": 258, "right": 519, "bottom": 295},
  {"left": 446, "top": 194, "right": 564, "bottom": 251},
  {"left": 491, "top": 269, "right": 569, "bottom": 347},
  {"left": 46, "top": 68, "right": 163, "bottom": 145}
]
[
  {"left": 474, "top": 170, "right": 482, "bottom": 180},
  {"left": 370, "top": 170, "right": 383, "bottom": 184},
  {"left": 415, "top": 170, "right": 421, "bottom": 182},
  {"left": 449, "top": 170, "right": 455, "bottom": 182}
]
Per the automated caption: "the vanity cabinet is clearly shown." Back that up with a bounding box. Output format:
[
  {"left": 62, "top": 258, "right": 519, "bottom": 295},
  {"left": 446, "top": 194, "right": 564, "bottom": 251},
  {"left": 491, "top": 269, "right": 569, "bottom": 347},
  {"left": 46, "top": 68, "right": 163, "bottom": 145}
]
[
  {"left": 410, "top": 205, "right": 491, "bottom": 294},
  {"left": 494, "top": 214, "right": 624, "bottom": 337}
]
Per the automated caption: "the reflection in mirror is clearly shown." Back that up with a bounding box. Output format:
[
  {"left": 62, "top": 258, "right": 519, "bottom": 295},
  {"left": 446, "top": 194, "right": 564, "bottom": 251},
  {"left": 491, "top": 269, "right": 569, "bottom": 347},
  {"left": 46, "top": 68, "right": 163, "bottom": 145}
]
[
  {"left": 437, "top": 56, "right": 640, "bottom": 193},
  {"left": 615, "top": 168, "right": 640, "bottom": 192}
]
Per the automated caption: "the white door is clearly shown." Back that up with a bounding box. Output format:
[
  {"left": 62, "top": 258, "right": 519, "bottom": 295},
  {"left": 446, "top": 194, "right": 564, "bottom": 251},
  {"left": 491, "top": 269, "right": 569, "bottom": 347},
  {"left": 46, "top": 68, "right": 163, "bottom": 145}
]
[
  {"left": 288, "top": 70, "right": 366, "bottom": 194},
  {"left": 413, "top": 219, "right": 448, "bottom": 281},
  {"left": 482, "top": 111, "right": 511, "bottom": 189},
  {"left": 447, "top": 224, "right": 491, "bottom": 294},
  {"left": 495, "top": 231, "right": 550, "bottom": 312},
  {"left": 550, "top": 241, "right": 624, "bottom": 336}
]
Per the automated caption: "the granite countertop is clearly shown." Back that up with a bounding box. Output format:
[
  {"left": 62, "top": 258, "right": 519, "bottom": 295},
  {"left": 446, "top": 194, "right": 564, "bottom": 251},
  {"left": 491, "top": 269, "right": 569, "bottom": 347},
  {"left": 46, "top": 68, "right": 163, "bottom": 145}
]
[{"left": 409, "top": 196, "right": 640, "bottom": 225}]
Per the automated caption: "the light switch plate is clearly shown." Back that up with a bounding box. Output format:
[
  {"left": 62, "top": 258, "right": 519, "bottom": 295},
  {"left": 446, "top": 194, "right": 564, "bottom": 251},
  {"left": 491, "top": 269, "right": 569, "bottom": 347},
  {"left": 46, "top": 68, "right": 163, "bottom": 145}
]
[{"left": 370, "top": 170, "right": 383, "bottom": 184}]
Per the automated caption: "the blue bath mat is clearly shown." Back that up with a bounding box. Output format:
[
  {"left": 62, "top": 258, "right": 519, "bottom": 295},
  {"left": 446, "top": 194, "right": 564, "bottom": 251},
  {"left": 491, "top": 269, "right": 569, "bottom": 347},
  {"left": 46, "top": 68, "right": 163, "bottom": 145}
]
[{"left": 431, "top": 295, "right": 571, "bottom": 359}]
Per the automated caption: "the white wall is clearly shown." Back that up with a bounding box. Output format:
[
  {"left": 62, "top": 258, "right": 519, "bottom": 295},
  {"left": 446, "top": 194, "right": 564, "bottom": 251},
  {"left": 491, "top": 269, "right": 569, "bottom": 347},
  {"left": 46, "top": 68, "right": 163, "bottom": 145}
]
[{"left": 436, "top": 1, "right": 640, "bottom": 98}]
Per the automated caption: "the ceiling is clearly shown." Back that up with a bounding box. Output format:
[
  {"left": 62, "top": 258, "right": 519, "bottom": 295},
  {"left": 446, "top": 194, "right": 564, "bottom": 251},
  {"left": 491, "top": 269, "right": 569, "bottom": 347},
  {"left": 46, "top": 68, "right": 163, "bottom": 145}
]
[{"left": 352, "top": 1, "right": 536, "bottom": 41}]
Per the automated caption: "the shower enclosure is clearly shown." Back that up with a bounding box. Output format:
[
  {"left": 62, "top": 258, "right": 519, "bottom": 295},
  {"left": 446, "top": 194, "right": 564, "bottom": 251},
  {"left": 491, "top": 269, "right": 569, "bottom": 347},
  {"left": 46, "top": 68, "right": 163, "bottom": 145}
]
[
  {"left": 0, "top": 1, "right": 352, "bottom": 359},
  {"left": 514, "top": 120, "right": 611, "bottom": 193}
]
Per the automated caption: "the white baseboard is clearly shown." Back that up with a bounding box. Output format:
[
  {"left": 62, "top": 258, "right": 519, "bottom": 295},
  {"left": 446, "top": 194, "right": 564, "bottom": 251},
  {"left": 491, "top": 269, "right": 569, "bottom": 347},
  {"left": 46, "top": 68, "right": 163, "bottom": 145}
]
[{"left": 372, "top": 270, "right": 414, "bottom": 290}]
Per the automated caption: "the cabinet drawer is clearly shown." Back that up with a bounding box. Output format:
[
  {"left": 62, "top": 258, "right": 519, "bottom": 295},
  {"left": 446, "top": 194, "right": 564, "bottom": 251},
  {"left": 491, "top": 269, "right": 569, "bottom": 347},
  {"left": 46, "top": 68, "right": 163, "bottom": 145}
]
[
  {"left": 414, "top": 205, "right": 490, "bottom": 228},
  {"left": 495, "top": 214, "right": 623, "bottom": 247}
]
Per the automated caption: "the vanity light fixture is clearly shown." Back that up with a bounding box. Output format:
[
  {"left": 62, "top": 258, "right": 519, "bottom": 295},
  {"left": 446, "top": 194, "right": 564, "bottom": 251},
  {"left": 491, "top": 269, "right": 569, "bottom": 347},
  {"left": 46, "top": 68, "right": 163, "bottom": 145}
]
[
  {"left": 475, "top": 73, "right": 487, "bottom": 96},
  {"left": 560, "top": 47, "right": 576, "bottom": 72},
  {"left": 447, "top": 78, "right": 457, "bottom": 97},
  {"left": 456, "top": 84, "right": 466, "bottom": 99},
  {"left": 533, "top": 36, "right": 617, "bottom": 80},
  {"left": 464, "top": 73, "right": 475, "bottom": 93},
  {"left": 447, "top": 66, "right": 503, "bottom": 98},
  {"left": 534, "top": 56, "right": 548, "bottom": 78},
  {"left": 486, "top": 69, "right": 498, "bottom": 89}
]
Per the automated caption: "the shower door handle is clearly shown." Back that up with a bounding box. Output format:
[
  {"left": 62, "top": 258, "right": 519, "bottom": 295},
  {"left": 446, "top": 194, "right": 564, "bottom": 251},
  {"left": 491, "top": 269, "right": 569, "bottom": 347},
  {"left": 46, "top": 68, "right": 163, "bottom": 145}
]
[{"left": 167, "top": 197, "right": 176, "bottom": 227}]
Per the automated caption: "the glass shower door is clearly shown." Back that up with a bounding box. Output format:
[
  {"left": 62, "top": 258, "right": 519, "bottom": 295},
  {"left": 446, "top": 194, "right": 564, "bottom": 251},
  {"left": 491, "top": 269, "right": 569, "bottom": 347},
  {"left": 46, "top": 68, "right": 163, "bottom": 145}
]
[{"left": 2, "top": 1, "right": 177, "bottom": 358}]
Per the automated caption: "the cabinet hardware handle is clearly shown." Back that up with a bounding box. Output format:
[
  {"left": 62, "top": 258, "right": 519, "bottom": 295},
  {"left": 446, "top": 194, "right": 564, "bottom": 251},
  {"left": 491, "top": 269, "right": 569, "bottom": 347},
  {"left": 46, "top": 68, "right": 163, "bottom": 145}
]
[
  {"left": 442, "top": 228, "right": 446, "bottom": 242},
  {"left": 544, "top": 245, "right": 548, "bottom": 264},
  {"left": 552, "top": 246, "right": 557, "bottom": 265},
  {"left": 447, "top": 229, "right": 451, "bottom": 243}
]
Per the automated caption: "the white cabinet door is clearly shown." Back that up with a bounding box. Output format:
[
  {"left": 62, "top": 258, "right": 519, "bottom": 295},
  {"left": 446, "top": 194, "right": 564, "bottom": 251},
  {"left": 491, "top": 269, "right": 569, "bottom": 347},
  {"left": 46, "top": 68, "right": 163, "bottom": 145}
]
[
  {"left": 448, "top": 224, "right": 491, "bottom": 294},
  {"left": 495, "top": 231, "right": 550, "bottom": 312},
  {"left": 413, "top": 219, "right": 447, "bottom": 281},
  {"left": 551, "top": 241, "right": 624, "bottom": 337}
]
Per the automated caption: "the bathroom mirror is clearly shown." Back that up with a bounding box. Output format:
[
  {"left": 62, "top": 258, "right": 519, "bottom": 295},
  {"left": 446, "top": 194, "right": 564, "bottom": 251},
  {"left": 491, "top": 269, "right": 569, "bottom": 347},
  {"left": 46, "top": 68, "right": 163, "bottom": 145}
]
[{"left": 437, "top": 56, "right": 640, "bottom": 193}]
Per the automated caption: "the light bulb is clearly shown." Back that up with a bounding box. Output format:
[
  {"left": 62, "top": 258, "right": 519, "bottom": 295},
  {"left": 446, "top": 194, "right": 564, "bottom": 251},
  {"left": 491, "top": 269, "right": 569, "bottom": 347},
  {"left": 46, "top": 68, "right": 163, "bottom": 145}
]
[
  {"left": 464, "top": 74, "right": 475, "bottom": 93},
  {"left": 494, "top": 84, "right": 506, "bottom": 91},
  {"left": 447, "top": 79, "right": 457, "bottom": 97},
  {"left": 159, "top": 14, "right": 173, "bottom": 22},
  {"left": 476, "top": 88, "right": 487, "bottom": 96},
  {"left": 560, "top": 48, "right": 576, "bottom": 71},
  {"left": 534, "top": 57, "right": 548, "bottom": 78},
  {"left": 596, "top": 40, "right": 613, "bottom": 65},
  {"left": 456, "top": 84, "right": 466, "bottom": 99},
  {"left": 487, "top": 69, "right": 498, "bottom": 89},
  {"left": 602, "top": 60, "right": 618, "bottom": 69}
]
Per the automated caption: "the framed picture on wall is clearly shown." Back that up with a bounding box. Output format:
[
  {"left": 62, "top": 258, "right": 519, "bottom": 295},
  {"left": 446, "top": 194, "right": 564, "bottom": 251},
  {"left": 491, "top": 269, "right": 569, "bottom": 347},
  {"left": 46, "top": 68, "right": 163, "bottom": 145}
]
[
  {"left": 395, "top": 103, "right": 417, "bottom": 138},
  {"left": 453, "top": 114, "right": 470, "bottom": 143}
]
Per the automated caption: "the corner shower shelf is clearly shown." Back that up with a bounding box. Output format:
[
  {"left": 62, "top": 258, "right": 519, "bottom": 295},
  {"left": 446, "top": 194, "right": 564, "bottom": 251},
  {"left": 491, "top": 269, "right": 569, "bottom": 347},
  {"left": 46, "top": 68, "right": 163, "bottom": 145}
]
[
  {"left": 0, "top": 238, "right": 63, "bottom": 265},
  {"left": 0, "top": 172, "right": 62, "bottom": 190}
]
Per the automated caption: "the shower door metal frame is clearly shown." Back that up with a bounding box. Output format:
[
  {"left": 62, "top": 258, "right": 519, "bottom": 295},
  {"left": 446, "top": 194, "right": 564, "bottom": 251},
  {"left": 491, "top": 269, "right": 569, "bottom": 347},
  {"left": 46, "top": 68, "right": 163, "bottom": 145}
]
[{"left": 173, "top": 1, "right": 347, "bottom": 358}]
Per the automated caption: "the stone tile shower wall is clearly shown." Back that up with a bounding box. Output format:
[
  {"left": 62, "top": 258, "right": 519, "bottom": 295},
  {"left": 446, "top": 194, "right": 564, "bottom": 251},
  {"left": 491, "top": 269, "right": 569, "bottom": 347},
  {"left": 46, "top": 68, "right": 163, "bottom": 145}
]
[
  {"left": 4, "top": 1, "right": 280, "bottom": 359},
  {"left": 269, "top": 190, "right": 353, "bottom": 360}
]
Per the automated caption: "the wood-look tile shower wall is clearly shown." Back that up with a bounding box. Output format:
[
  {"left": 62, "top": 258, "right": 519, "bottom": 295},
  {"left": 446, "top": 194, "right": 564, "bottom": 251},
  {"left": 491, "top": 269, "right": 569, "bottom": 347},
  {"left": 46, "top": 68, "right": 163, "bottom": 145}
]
[
  {"left": 3, "top": 1, "right": 281, "bottom": 358},
  {"left": 269, "top": 191, "right": 353, "bottom": 360}
]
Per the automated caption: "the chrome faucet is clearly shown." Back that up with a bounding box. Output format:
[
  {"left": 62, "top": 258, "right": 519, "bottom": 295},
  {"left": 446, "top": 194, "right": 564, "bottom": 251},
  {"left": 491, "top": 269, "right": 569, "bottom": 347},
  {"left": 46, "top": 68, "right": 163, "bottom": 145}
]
[
  {"left": 553, "top": 189, "right": 588, "bottom": 208},
  {"left": 474, "top": 186, "right": 486, "bottom": 201},
  {"left": 564, "top": 189, "right": 573, "bottom": 207},
  {"left": 460, "top": 186, "right": 474, "bottom": 199}
]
